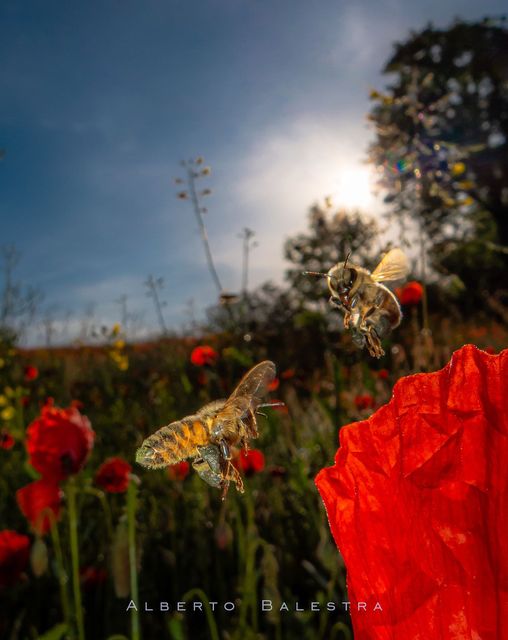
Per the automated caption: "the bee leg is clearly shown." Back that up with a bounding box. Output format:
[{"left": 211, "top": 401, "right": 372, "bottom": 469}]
[
  {"left": 343, "top": 310, "right": 353, "bottom": 329},
  {"left": 365, "top": 327, "right": 385, "bottom": 358},
  {"left": 226, "top": 463, "right": 245, "bottom": 494},
  {"left": 219, "top": 439, "right": 231, "bottom": 461},
  {"left": 220, "top": 479, "right": 230, "bottom": 500}
]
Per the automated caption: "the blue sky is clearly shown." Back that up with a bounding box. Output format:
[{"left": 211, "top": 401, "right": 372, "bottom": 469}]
[{"left": 1, "top": 0, "right": 505, "bottom": 343}]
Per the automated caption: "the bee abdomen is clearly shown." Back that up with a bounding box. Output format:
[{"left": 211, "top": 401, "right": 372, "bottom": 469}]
[{"left": 136, "top": 418, "right": 209, "bottom": 469}]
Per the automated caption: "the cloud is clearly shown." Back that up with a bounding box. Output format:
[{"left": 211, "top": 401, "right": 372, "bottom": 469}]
[{"left": 221, "top": 114, "right": 380, "bottom": 285}]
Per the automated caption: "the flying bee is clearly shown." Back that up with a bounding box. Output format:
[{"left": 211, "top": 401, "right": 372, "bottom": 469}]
[
  {"left": 305, "top": 248, "right": 409, "bottom": 358},
  {"left": 135, "top": 361, "right": 278, "bottom": 499}
]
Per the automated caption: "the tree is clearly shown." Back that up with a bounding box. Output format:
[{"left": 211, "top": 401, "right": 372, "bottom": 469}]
[
  {"left": 284, "top": 204, "right": 380, "bottom": 305},
  {"left": 0, "top": 245, "right": 41, "bottom": 341},
  {"left": 368, "top": 17, "right": 508, "bottom": 303}
]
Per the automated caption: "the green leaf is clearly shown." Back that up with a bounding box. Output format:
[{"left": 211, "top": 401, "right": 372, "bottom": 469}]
[
  {"left": 37, "top": 623, "right": 68, "bottom": 640},
  {"left": 167, "top": 617, "right": 185, "bottom": 640}
]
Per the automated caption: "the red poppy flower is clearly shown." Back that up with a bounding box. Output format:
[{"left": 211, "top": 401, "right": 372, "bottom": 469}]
[
  {"left": 24, "top": 365, "right": 39, "bottom": 381},
  {"left": 190, "top": 345, "right": 218, "bottom": 367},
  {"left": 234, "top": 449, "right": 265, "bottom": 476},
  {"left": 26, "top": 401, "right": 95, "bottom": 481},
  {"left": 16, "top": 480, "right": 62, "bottom": 536},
  {"left": 354, "top": 394, "right": 375, "bottom": 410},
  {"left": 0, "top": 530, "right": 30, "bottom": 588},
  {"left": 0, "top": 430, "right": 14, "bottom": 450},
  {"left": 395, "top": 280, "right": 424, "bottom": 305},
  {"left": 267, "top": 377, "right": 280, "bottom": 392},
  {"left": 377, "top": 368, "right": 389, "bottom": 380},
  {"left": 167, "top": 461, "right": 190, "bottom": 481},
  {"left": 316, "top": 345, "right": 508, "bottom": 639},
  {"left": 80, "top": 566, "right": 108, "bottom": 588},
  {"left": 94, "top": 457, "right": 132, "bottom": 493}
]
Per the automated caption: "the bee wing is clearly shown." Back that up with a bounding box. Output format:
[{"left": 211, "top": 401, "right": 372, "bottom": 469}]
[
  {"left": 371, "top": 248, "right": 409, "bottom": 282},
  {"left": 217, "top": 360, "right": 276, "bottom": 420}
]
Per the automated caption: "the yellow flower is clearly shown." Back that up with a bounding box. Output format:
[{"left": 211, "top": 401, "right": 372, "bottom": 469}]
[
  {"left": 114, "top": 339, "right": 125, "bottom": 350},
  {"left": 1, "top": 406, "right": 15, "bottom": 421},
  {"left": 0, "top": 395, "right": 7, "bottom": 407},
  {"left": 457, "top": 180, "right": 474, "bottom": 190},
  {"left": 451, "top": 162, "right": 466, "bottom": 177},
  {"left": 112, "top": 323, "right": 122, "bottom": 337}
]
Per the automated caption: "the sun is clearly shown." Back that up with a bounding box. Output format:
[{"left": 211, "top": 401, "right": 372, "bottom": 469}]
[{"left": 332, "top": 165, "right": 375, "bottom": 210}]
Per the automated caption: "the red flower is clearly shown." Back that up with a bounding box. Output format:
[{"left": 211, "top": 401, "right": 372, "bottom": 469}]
[
  {"left": 316, "top": 345, "right": 508, "bottom": 639},
  {"left": 0, "top": 430, "right": 14, "bottom": 450},
  {"left": 267, "top": 377, "right": 280, "bottom": 392},
  {"left": 190, "top": 345, "right": 218, "bottom": 366},
  {"left": 24, "top": 365, "right": 39, "bottom": 381},
  {"left": 354, "top": 394, "right": 375, "bottom": 410},
  {"left": 94, "top": 457, "right": 132, "bottom": 493},
  {"left": 0, "top": 530, "right": 30, "bottom": 588},
  {"left": 395, "top": 280, "right": 423, "bottom": 305},
  {"left": 281, "top": 368, "right": 296, "bottom": 380},
  {"left": 377, "top": 368, "right": 389, "bottom": 380},
  {"left": 167, "top": 461, "right": 190, "bottom": 481},
  {"left": 16, "top": 480, "right": 62, "bottom": 535},
  {"left": 81, "top": 566, "right": 108, "bottom": 588},
  {"left": 26, "top": 401, "right": 95, "bottom": 481},
  {"left": 234, "top": 449, "right": 265, "bottom": 476}
]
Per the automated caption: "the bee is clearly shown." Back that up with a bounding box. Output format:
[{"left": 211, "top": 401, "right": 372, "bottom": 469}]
[
  {"left": 135, "top": 361, "right": 277, "bottom": 498},
  {"left": 305, "top": 248, "right": 409, "bottom": 358}
]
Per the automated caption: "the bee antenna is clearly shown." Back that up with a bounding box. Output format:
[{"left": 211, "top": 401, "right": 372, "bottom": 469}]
[
  {"left": 343, "top": 251, "right": 351, "bottom": 271},
  {"left": 258, "top": 401, "right": 285, "bottom": 409},
  {"left": 302, "top": 271, "right": 328, "bottom": 278},
  {"left": 302, "top": 271, "right": 340, "bottom": 287}
]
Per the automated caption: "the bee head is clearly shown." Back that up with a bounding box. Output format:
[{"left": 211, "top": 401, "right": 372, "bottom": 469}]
[{"left": 327, "top": 253, "right": 358, "bottom": 303}]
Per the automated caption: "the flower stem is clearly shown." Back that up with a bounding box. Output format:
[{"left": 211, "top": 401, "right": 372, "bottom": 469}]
[
  {"left": 49, "top": 515, "right": 72, "bottom": 636},
  {"left": 67, "top": 479, "right": 85, "bottom": 640},
  {"left": 127, "top": 478, "right": 140, "bottom": 640}
]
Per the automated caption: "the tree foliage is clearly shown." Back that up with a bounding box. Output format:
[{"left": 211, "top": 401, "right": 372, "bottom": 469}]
[
  {"left": 284, "top": 204, "right": 380, "bottom": 304},
  {"left": 368, "top": 17, "right": 508, "bottom": 300}
]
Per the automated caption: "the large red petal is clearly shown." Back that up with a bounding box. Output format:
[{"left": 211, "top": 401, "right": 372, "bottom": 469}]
[{"left": 316, "top": 345, "right": 508, "bottom": 638}]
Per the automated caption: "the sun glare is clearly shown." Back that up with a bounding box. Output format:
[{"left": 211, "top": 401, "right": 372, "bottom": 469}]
[{"left": 333, "top": 165, "right": 375, "bottom": 210}]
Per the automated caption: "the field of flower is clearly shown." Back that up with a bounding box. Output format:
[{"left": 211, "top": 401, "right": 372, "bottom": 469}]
[{"left": 0, "top": 305, "right": 506, "bottom": 640}]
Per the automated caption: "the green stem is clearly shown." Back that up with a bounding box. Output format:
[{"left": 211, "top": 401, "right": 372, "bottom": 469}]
[
  {"left": 181, "top": 588, "right": 220, "bottom": 640},
  {"left": 67, "top": 479, "right": 85, "bottom": 640},
  {"left": 49, "top": 515, "right": 72, "bottom": 636},
  {"left": 127, "top": 478, "right": 140, "bottom": 640},
  {"left": 238, "top": 488, "right": 259, "bottom": 635},
  {"left": 84, "top": 486, "right": 114, "bottom": 541}
]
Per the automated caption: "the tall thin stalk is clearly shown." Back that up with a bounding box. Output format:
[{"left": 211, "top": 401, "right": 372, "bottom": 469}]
[
  {"left": 67, "top": 479, "right": 85, "bottom": 640},
  {"left": 239, "top": 227, "right": 257, "bottom": 296},
  {"left": 176, "top": 158, "right": 223, "bottom": 294},
  {"left": 49, "top": 514, "right": 72, "bottom": 635},
  {"left": 186, "top": 163, "right": 223, "bottom": 294},
  {"left": 144, "top": 275, "right": 167, "bottom": 334},
  {"left": 127, "top": 478, "right": 140, "bottom": 640}
]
